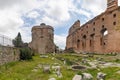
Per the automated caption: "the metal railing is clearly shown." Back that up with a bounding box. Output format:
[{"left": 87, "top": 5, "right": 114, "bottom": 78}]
[{"left": 0, "top": 34, "right": 13, "bottom": 47}]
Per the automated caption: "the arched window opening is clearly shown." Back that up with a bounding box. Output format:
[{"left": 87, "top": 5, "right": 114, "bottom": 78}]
[
  {"left": 104, "top": 42, "right": 106, "bottom": 45},
  {"left": 101, "top": 28, "right": 108, "bottom": 36},
  {"left": 93, "top": 28, "right": 95, "bottom": 31},
  {"left": 100, "top": 28, "right": 108, "bottom": 46},
  {"left": 86, "top": 31, "right": 88, "bottom": 34},
  {"left": 82, "top": 35, "right": 87, "bottom": 49},
  {"left": 113, "top": 22, "right": 116, "bottom": 25},
  {"left": 103, "top": 30, "right": 108, "bottom": 36},
  {"left": 86, "top": 26, "right": 88, "bottom": 28},
  {"left": 90, "top": 33, "right": 95, "bottom": 39},
  {"left": 100, "top": 37, "right": 102, "bottom": 45},
  {"left": 90, "top": 33, "right": 95, "bottom": 47},
  {"left": 102, "top": 18, "right": 104, "bottom": 21},
  {"left": 90, "top": 40, "right": 92, "bottom": 47},
  {"left": 77, "top": 39, "right": 80, "bottom": 49},
  {"left": 83, "top": 35, "right": 86, "bottom": 39},
  {"left": 113, "top": 14, "right": 116, "bottom": 18},
  {"left": 102, "top": 25, "right": 104, "bottom": 28}
]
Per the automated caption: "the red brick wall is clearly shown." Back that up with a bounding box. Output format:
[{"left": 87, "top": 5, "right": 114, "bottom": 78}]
[{"left": 66, "top": 6, "right": 120, "bottom": 53}]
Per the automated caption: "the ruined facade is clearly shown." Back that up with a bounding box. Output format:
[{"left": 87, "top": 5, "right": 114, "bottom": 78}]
[
  {"left": 29, "top": 23, "right": 55, "bottom": 54},
  {"left": 66, "top": 0, "right": 120, "bottom": 53}
]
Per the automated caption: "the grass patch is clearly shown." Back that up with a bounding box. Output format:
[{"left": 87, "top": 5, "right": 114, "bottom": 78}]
[{"left": 0, "top": 53, "right": 120, "bottom": 80}]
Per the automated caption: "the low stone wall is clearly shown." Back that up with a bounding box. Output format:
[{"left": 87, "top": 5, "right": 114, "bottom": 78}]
[{"left": 0, "top": 46, "right": 20, "bottom": 65}]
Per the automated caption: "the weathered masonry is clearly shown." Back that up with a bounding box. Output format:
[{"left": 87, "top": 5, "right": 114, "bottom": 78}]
[
  {"left": 0, "top": 34, "right": 19, "bottom": 65},
  {"left": 29, "top": 23, "right": 55, "bottom": 54},
  {"left": 66, "top": 0, "right": 120, "bottom": 53},
  {"left": 0, "top": 46, "right": 20, "bottom": 65}
]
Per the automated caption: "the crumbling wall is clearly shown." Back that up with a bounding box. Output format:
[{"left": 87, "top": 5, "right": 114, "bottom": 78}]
[
  {"left": 66, "top": 7, "right": 120, "bottom": 53},
  {"left": 0, "top": 46, "right": 20, "bottom": 65}
]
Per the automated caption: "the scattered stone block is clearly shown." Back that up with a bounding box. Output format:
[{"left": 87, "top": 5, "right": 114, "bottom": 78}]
[
  {"left": 31, "top": 69, "right": 38, "bottom": 72},
  {"left": 52, "top": 57, "right": 55, "bottom": 60},
  {"left": 43, "top": 65, "right": 50, "bottom": 73},
  {"left": 52, "top": 66, "right": 60, "bottom": 71},
  {"left": 53, "top": 63, "right": 59, "bottom": 65},
  {"left": 72, "top": 74, "right": 82, "bottom": 80},
  {"left": 116, "top": 70, "right": 120, "bottom": 74},
  {"left": 40, "top": 55, "right": 48, "bottom": 58},
  {"left": 48, "top": 78, "right": 56, "bottom": 80},
  {"left": 82, "top": 73, "right": 93, "bottom": 80},
  {"left": 63, "top": 60, "right": 66, "bottom": 64},
  {"left": 97, "top": 72, "right": 106, "bottom": 80},
  {"left": 37, "top": 64, "right": 42, "bottom": 68}
]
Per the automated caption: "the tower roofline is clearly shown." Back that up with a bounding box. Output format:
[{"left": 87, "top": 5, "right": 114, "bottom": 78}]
[{"left": 106, "top": 0, "right": 118, "bottom": 11}]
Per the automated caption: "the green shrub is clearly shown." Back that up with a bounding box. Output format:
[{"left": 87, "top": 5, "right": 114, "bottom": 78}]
[
  {"left": 115, "top": 59, "right": 120, "bottom": 63},
  {"left": 20, "top": 48, "right": 33, "bottom": 60},
  {"left": 65, "top": 59, "right": 76, "bottom": 65}
]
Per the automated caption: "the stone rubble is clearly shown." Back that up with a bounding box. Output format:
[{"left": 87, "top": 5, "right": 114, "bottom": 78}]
[
  {"left": 72, "top": 74, "right": 82, "bottom": 80},
  {"left": 82, "top": 73, "right": 93, "bottom": 80},
  {"left": 48, "top": 78, "right": 56, "bottom": 80},
  {"left": 43, "top": 65, "right": 50, "bottom": 73},
  {"left": 97, "top": 72, "right": 106, "bottom": 80}
]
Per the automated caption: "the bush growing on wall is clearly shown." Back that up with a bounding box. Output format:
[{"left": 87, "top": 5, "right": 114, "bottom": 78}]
[{"left": 20, "top": 47, "right": 33, "bottom": 60}]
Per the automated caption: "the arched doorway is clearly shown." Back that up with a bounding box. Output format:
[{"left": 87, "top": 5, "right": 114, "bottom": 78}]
[
  {"left": 82, "top": 35, "right": 87, "bottom": 49},
  {"left": 100, "top": 28, "right": 108, "bottom": 46},
  {"left": 90, "top": 33, "right": 95, "bottom": 51},
  {"left": 77, "top": 39, "right": 80, "bottom": 49}
]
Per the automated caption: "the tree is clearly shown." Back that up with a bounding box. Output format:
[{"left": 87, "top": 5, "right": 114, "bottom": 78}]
[
  {"left": 12, "top": 32, "right": 23, "bottom": 47},
  {"left": 12, "top": 32, "right": 33, "bottom": 60}
]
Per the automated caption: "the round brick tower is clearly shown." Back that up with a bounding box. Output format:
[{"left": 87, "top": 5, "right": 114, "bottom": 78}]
[{"left": 29, "top": 23, "right": 55, "bottom": 54}]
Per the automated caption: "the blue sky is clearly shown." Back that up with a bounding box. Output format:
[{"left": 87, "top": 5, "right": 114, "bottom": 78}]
[{"left": 0, "top": 0, "right": 120, "bottom": 49}]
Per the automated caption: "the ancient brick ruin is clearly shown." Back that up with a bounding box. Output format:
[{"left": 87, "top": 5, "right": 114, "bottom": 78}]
[
  {"left": 29, "top": 23, "right": 55, "bottom": 54},
  {"left": 66, "top": 0, "right": 120, "bottom": 53}
]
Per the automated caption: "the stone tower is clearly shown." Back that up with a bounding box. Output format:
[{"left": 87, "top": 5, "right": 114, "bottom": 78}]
[
  {"left": 107, "top": 0, "right": 118, "bottom": 11},
  {"left": 29, "top": 23, "right": 55, "bottom": 54}
]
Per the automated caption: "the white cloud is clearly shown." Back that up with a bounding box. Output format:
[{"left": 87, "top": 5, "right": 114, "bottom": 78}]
[
  {"left": 81, "top": 0, "right": 120, "bottom": 17},
  {"left": 54, "top": 34, "right": 67, "bottom": 49},
  {"left": 27, "top": 11, "right": 40, "bottom": 19},
  {"left": 0, "top": 9, "right": 23, "bottom": 33},
  {"left": 119, "top": 0, "right": 120, "bottom": 5},
  {"left": 0, "top": 0, "right": 20, "bottom": 9},
  {"left": 0, "top": 0, "right": 43, "bottom": 36},
  {"left": 20, "top": 27, "right": 32, "bottom": 43},
  {"left": 44, "top": 0, "right": 71, "bottom": 21},
  {"left": 39, "top": 16, "right": 59, "bottom": 27},
  {"left": 81, "top": 0, "right": 107, "bottom": 16}
]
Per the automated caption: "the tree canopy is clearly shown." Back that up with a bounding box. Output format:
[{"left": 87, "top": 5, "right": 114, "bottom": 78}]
[{"left": 12, "top": 32, "right": 23, "bottom": 47}]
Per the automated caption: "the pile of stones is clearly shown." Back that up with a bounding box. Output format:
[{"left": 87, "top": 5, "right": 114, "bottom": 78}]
[{"left": 72, "top": 72, "right": 106, "bottom": 80}]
